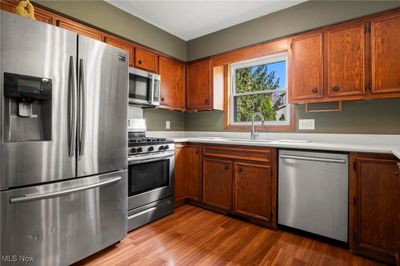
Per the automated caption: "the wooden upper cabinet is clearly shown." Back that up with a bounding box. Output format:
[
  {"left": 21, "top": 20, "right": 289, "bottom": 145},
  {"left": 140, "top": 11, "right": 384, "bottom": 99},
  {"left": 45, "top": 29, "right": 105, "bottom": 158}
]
[
  {"left": 203, "top": 158, "right": 232, "bottom": 211},
  {"left": 371, "top": 12, "right": 400, "bottom": 94},
  {"left": 233, "top": 162, "right": 273, "bottom": 223},
  {"left": 350, "top": 153, "right": 400, "bottom": 264},
  {"left": 134, "top": 48, "right": 159, "bottom": 73},
  {"left": 35, "top": 8, "right": 55, "bottom": 25},
  {"left": 103, "top": 35, "right": 134, "bottom": 66},
  {"left": 159, "top": 56, "right": 186, "bottom": 110},
  {"left": 186, "top": 58, "right": 212, "bottom": 110},
  {"left": 289, "top": 33, "right": 324, "bottom": 101},
  {"left": 1, "top": 0, "right": 17, "bottom": 13},
  {"left": 57, "top": 19, "right": 103, "bottom": 41},
  {"left": 326, "top": 22, "right": 366, "bottom": 97}
]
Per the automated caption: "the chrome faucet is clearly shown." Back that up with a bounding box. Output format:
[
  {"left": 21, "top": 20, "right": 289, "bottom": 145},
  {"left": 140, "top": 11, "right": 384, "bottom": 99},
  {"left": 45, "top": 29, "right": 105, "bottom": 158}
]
[{"left": 250, "top": 112, "right": 265, "bottom": 140}]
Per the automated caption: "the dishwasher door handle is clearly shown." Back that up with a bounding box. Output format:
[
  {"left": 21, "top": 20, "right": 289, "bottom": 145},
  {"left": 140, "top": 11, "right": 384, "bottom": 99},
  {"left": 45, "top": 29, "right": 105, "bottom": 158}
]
[{"left": 279, "top": 154, "right": 347, "bottom": 164}]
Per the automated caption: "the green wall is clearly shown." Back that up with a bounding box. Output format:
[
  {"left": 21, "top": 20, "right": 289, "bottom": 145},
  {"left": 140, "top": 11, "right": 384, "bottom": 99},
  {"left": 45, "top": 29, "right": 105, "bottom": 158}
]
[
  {"left": 35, "top": 0, "right": 187, "bottom": 61},
  {"left": 187, "top": 0, "right": 400, "bottom": 60},
  {"left": 143, "top": 109, "right": 185, "bottom": 131},
  {"left": 184, "top": 99, "right": 400, "bottom": 134}
]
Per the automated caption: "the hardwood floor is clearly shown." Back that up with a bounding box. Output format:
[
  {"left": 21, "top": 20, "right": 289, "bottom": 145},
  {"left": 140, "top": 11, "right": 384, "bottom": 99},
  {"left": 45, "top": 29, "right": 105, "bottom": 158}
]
[{"left": 75, "top": 205, "right": 385, "bottom": 266}]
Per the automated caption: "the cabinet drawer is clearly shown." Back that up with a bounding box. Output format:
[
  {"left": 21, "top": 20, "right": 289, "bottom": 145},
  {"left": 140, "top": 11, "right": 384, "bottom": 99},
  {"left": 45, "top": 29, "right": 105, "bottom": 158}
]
[
  {"left": 134, "top": 48, "right": 159, "bottom": 73},
  {"left": 203, "top": 145, "right": 272, "bottom": 163}
]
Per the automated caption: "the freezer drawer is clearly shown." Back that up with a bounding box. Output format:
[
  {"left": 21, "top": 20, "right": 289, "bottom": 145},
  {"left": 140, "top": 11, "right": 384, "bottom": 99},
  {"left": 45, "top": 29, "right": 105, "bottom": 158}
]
[
  {"left": 1, "top": 170, "right": 127, "bottom": 266},
  {"left": 278, "top": 150, "right": 348, "bottom": 242}
]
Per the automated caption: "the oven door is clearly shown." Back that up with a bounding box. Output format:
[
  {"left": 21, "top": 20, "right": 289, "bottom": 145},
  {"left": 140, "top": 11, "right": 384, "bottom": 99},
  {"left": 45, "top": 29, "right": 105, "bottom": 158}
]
[
  {"left": 127, "top": 151, "right": 174, "bottom": 210},
  {"left": 128, "top": 68, "right": 152, "bottom": 105}
]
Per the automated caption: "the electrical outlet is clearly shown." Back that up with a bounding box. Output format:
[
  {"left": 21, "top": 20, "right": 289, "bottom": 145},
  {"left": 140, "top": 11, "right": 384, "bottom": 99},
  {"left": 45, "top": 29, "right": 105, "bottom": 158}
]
[
  {"left": 299, "top": 119, "right": 315, "bottom": 130},
  {"left": 166, "top": 121, "right": 171, "bottom": 130}
]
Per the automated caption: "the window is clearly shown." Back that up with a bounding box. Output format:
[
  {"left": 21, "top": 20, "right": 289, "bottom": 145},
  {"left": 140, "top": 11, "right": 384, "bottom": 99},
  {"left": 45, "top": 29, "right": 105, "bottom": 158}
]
[{"left": 229, "top": 53, "right": 290, "bottom": 128}]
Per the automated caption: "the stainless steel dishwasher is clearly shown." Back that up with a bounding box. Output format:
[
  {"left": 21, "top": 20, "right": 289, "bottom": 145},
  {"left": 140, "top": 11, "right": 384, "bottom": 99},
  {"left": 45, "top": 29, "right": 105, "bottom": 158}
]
[{"left": 278, "top": 149, "right": 348, "bottom": 242}]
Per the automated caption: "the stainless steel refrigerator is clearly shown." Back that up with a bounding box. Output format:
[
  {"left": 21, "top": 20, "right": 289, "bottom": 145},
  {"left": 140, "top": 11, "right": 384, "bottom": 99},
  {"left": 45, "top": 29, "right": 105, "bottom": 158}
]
[{"left": 0, "top": 11, "right": 128, "bottom": 265}]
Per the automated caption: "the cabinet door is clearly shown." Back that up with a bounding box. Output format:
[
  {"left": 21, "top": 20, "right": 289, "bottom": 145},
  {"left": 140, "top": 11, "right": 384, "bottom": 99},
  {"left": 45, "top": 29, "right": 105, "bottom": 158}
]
[
  {"left": 159, "top": 57, "right": 186, "bottom": 110},
  {"left": 187, "top": 146, "right": 202, "bottom": 201},
  {"left": 326, "top": 22, "right": 366, "bottom": 97},
  {"left": 289, "top": 33, "right": 324, "bottom": 101},
  {"left": 203, "top": 158, "right": 232, "bottom": 210},
  {"left": 371, "top": 13, "right": 400, "bottom": 94},
  {"left": 186, "top": 59, "right": 212, "bottom": 110},
  {"left": 103, "top": 35, "right": 134, "bottom": 66},
  {"left": 174, "top": 145, "right": 202, "bottom": 204},
  {"left": 175, "top": 145, "right": 188, "bottom": 205},
  {"left": 57, "top": 19, "right": 103, "bottom": 41},
  {"left": 350, "top": 154, "right": 400, "bottom": 264},
  {"left": 233, "top": 162, "right": 275, "bottom": 226},
  {"left": 134, "top": 48, "right": 159, "bottom": 73}
]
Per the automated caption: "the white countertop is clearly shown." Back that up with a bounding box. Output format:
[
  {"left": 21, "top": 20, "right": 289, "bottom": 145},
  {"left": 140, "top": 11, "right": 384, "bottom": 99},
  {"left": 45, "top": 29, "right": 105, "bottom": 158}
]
[{"left": 147, "top": 131, "right": 400, "bottom": 159}]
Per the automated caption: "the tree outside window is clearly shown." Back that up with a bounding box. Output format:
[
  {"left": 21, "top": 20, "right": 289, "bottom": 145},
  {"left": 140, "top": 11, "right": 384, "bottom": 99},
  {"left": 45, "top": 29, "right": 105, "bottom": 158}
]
[{"left": 230, "top": 53, "right": 289, "bottom": 126}]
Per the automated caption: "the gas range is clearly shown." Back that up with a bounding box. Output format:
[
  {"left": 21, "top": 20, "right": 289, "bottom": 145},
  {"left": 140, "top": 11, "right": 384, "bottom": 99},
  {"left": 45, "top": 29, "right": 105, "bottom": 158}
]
[
  {"left": 128, "top": 133, "right": 174, "bottom": 156},
  {"left": 126, "top": 119, "right": 175, "bottom": 232}
]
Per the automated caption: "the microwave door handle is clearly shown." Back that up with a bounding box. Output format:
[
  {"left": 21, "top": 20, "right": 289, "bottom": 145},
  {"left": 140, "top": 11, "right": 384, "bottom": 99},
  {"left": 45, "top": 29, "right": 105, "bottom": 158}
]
[{"left": 149, "top": 74, "right": 154, "bottom": 104}]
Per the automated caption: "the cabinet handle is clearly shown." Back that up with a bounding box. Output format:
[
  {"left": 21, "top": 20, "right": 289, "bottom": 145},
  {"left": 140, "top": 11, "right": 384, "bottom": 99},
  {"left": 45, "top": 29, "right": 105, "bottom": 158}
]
[
  {"left": 204, "top": 99, "right": 209, "bottom": 104},
  {"left": 161, "top": 97, "right": 164, "bottom": 102},
  {"left": 332, "top": 85, "right": 340, "bottom": 92},
  {"left": 238, "top": 167, "right": 243, "bottom": 173},
  {"left": 312, "top": 87, "right": 319, "bottom": 93},
  {"left": 138, "top": 59, "right": 142, "bottom": 65},
  {"left": 195, "top": 150, "right": 199, "bottom": 155},
  {"left": 224, "top": 164, "right": 229, "bottom": 170}
]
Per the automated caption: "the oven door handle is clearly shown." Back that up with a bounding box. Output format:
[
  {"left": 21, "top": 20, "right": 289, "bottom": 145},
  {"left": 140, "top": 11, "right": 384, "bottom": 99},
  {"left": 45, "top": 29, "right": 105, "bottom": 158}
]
[{"left": 128, "top": 153, "right": 174, "bottom": 165}]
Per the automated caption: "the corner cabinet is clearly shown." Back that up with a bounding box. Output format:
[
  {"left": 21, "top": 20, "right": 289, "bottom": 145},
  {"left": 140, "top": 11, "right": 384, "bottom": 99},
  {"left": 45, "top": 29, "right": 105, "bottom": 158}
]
[
  {"left": 174, "top": 144, "right": 202, "bottom": 206},
  {"left": 186, "top": 58, "right": 212, "bottom": 111},
  {"left": 202, "top": 145, "right": 277, "bottom": 228},
  {"left": 349, "top": 153, "right": 400, "bottom": 265},
  {"left": 159, "top": 57, "right": 186, "bottom": 110}
]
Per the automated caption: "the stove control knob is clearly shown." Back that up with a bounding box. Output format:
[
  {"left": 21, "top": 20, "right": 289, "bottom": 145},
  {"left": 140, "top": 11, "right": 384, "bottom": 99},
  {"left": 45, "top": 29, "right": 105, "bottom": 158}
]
[
  {"left": 164, "top": 145, "right": 169, "bottom": 150},
  {"left": 130, "top": 148, "right": 137, "bottom": 153},
  {"left": 137, "top": 147, "right": 143, "bottom": 153},
  {"left": 158, "top": 146, "right": 165, "bottom": 151},
  {"left": 148, "top": 146, "right": 154, "bottom": 152}
]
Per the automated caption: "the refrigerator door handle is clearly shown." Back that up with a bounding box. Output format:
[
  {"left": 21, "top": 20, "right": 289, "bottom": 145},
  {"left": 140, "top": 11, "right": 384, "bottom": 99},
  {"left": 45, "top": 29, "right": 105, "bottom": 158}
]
[
  {"left": 68, "top": 56, "right": 77, "bottom": 157},
  {"left": 78, "top": 58, "right": 86, "bottom": 157},
  {"left": 9, "top": 176, "right": 122, "bottom": 204}
]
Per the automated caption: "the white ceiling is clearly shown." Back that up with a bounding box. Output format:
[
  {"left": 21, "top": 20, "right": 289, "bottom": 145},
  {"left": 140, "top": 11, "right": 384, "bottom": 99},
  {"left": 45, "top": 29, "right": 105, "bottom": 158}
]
[{"left": 105, "top": 0, "right": 308, "bottom": 41}]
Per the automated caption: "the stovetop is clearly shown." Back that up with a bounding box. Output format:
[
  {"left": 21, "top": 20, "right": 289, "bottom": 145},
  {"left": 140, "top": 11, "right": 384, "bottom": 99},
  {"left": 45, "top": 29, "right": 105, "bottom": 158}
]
[{"left": 128, "top": 132, "right": 174, "bottom": 156}]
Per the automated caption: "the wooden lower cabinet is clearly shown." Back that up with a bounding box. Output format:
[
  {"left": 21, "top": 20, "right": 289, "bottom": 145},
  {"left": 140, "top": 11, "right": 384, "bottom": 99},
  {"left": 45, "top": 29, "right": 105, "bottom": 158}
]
[
  {"left": 203, "top": 158, "right": 232, "bottom": 211},
  {"left": 349, "top": 153, "right": 400, "bottom": 265},
  {"left": 201, "top": 145, "right": 277, "bottom": 229},
  {"left": 233, "top": 161, "right": 277, "bottom": 228},
  {"left": 174, "top": 144, "right": 202, "bottom": 205}
]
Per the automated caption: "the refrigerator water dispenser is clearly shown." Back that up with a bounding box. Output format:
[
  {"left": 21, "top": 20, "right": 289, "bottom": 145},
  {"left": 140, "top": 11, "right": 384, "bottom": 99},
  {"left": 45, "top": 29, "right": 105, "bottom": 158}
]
[{"left": 3, "top": 72, "right": 52, "bottom": 142}]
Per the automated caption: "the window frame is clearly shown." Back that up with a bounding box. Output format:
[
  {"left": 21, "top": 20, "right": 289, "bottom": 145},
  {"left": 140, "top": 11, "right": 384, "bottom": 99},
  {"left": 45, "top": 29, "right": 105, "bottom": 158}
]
[{"left": 228, "top": 52, "right": 292, "bottom": 128}]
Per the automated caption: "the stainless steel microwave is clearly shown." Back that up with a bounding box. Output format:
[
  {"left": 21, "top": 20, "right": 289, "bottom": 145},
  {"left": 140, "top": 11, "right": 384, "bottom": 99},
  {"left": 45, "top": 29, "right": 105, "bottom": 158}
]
[{"left": 129, "top": 67, "right": 160, "bottom": 106}]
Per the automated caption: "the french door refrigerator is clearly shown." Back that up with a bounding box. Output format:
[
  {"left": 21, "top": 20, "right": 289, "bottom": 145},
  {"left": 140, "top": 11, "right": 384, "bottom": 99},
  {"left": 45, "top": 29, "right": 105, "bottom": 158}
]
[{"left": 0, "top": 11, "right": 128, "bottom": 266}]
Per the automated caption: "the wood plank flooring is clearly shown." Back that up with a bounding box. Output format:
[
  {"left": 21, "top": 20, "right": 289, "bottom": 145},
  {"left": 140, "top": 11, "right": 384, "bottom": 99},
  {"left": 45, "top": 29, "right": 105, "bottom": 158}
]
[{"left": 75, "top": 205, "right": 385, "bottom": 266}]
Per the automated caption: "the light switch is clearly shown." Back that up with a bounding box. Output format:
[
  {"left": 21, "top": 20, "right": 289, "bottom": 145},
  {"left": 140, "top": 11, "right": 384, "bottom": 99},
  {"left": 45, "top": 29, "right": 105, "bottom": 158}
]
[
  {"left": 299, "top": 119, "right": 315, "bottom": 130},
  {"left": 166, "top": 121, "right": 171, "bottom": 130}
]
